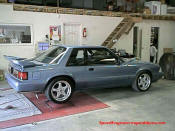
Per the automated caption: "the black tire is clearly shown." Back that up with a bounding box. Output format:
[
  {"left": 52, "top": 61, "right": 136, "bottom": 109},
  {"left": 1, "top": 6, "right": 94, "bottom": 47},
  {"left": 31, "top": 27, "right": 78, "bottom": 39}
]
[
  {"left": 132, "top": 71, "right": 152, "bottom": 92},
  {"left": 45, "top": 77, "right": 74, "bottom": 104}
]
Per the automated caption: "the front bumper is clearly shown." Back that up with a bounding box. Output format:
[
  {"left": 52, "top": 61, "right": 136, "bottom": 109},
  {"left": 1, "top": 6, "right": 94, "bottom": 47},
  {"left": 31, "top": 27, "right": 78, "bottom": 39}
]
[
  {"left": 152, "top": 72, "right": 164, "bottom": 82},
  {"left": 5, "top": 73, "right": 44, "bottom": 92}
]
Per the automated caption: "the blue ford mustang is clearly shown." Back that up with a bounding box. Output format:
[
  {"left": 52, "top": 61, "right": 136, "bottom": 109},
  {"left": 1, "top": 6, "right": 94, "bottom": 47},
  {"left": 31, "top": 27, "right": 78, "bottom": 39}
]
[{"left": 5, "top": 46, "right": 163, "bottom": 103}]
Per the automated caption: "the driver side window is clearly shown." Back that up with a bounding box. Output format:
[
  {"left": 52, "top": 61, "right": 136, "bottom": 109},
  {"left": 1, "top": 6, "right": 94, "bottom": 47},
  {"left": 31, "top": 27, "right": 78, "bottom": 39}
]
[{"left": 86, "top": 48, "right": 118, "bottom": 66}]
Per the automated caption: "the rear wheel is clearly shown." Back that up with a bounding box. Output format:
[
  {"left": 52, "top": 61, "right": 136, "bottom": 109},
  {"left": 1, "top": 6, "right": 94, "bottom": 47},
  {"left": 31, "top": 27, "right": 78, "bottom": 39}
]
[
  {"left": 45, "top": 77, "right": 74, "bottom": 104},
  {"left": 132, "top": 71, "right": 151, "bottom": 92}
]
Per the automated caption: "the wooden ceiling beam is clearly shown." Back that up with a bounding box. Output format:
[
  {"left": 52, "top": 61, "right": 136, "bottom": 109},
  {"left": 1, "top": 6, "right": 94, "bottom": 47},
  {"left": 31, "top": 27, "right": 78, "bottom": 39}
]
[{"left": 11, "top": 4, "right": 175, "bottom": 21}]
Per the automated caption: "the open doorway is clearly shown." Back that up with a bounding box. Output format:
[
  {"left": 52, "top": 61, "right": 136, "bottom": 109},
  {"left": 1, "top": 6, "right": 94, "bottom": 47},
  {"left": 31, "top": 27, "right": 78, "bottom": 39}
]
[
  {"left": 133, "top": 26, "right": 138, "bottom": 57},
  {"left": 150, "top": 27, "right": 159, "bottom": 63}
]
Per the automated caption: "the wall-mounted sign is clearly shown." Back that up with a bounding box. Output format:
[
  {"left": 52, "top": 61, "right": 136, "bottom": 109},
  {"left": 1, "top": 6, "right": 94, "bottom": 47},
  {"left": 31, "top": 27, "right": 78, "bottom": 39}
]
[
  {"left": 50, "top": 26, "right": 61, "bottom": 41},
  {"left": 38, "top": 41, "right": 49, "bottom": 51}
]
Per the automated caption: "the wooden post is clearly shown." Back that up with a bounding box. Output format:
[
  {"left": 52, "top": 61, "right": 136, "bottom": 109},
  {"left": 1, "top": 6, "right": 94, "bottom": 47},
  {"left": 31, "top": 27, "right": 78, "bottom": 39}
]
[
  {"left": 57, "top": 0, "right": 59, "bottom": 7},
  {"left": 42, "top": 0, "right": 46, "bottom": 6}
]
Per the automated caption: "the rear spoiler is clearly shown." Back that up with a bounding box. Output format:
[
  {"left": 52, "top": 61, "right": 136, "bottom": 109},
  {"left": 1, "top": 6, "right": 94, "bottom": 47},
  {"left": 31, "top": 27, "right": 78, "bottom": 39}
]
[
  {"left": 3, "top": 55, "right": 26, "bottom": 61},
  {"left": 4, "top": 55, "right": 42, "bottom": 68}
]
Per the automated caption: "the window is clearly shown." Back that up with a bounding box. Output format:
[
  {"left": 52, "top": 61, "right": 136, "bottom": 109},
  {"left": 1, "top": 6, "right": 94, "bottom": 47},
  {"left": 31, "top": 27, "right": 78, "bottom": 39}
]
[
  {"left": 67, "top": 49, "right": 85, "bottom": 66},
  {"left": 34, "top": 46, "right": 66, "bottom": 64},
  {"left": 0, "top": 24, "right": 32, "bottom": 44},
  {"left": 86, "top": 48, "right": 118, "bottom": 65}
]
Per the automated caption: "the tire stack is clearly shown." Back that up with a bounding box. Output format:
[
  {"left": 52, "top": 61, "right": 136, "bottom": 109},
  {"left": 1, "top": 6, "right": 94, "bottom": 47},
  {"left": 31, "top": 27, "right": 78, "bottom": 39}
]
[{"left": 159, "top": 53, "right": 175, "bottom": 80}]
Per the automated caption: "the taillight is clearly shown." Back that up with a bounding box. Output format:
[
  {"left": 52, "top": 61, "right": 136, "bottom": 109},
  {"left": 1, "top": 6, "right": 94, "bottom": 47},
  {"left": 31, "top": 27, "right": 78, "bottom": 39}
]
[
  {"left": 10, "top": 67, "right": 28, "bottom": 80},
  {"left": 18, "top": 72, "right": 28, "bottom": 80}
]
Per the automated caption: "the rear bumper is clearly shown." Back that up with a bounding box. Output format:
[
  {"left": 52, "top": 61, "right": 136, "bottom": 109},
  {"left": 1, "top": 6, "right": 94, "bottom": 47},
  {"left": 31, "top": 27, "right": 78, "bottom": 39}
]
[
  {"left": 5, "top": 73, "right": 20, "bottom": 91},
  {"left": 5, "top": 73, "right": 45, "bottom": 92},
  {"left": 152, "top": 72, "right": 164, "bottom": 82}
]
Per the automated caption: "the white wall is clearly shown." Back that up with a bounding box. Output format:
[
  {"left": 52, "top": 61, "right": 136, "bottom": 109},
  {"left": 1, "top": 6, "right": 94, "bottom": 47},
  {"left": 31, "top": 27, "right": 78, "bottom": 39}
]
[
  {"left": 0, "top": 4, "right": 122, "bottom": 70},
  {"left": 0, "top": 4, "right": 175, "bottom": 71},
  {"left": 136, "top": 20, "right": 175, "bottom": 62},
  {"left": 113, "top": 29, "right": 133, "bottom": 54}
]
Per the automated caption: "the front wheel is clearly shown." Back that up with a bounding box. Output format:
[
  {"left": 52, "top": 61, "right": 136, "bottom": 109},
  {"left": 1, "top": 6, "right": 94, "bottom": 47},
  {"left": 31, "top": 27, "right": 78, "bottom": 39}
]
[
  {"left": 132, "top": 72, "right": 152, "bottom": 92},
  {"left": 45, "top": 77, "right": 74, "bottom": 104}
]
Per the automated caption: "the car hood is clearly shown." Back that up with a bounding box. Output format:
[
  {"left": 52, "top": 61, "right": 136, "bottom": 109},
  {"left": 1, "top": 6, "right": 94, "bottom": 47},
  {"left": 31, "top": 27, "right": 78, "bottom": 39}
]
[{"left": 122, "top": 58, "right": 157, "bottom": 66}]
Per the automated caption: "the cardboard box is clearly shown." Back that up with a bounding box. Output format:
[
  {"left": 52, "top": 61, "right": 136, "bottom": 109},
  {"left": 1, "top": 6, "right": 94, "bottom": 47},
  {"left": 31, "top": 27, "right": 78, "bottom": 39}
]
[
  {"left": 0, "top": 0, "right": 8, "bottom": 3},
  {"left": 161, "top": 0, "right": 165, "bottom": 4},
  {"left": 163, "top": 48, "right": 174, "bottom": 53},
  {"left": 144, "top": 1, "right": 161, "bottom": 15},
  {"left": 143, "top": 8, "right": 151, "bottom": 15}
]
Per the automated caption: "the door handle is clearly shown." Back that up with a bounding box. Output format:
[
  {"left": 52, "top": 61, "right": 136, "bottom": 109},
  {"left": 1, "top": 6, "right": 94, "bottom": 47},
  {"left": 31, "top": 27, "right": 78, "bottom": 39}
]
[{"left": 88, "top": 68, "right": 94, "bottom": 71}]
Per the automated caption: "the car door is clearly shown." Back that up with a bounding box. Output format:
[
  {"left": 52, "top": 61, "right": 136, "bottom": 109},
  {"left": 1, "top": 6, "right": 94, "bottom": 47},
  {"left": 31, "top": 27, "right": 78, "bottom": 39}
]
[
  {"left": 84, "top": 48, "right": 130, "bottom": 89},
  {"left": 65, "top": 48, "right": 88, "bottom": 89}
]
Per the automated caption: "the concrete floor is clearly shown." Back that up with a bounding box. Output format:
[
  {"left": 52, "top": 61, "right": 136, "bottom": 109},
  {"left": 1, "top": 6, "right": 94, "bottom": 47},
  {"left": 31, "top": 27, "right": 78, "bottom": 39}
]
[{"left": 1, "top": 79, "right": 175, "bottom": 131}]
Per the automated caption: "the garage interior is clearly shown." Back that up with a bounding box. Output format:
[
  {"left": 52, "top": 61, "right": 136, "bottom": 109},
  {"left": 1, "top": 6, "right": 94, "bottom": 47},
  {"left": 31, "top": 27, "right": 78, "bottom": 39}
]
[{"left": 0, "top": 0, "right": 175, "bottom": 130}]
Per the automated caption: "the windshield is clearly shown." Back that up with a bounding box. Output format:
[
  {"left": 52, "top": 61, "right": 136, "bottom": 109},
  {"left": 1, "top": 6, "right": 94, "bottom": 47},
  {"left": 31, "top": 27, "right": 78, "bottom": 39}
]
[{"left": 34, "top": 46, "right": 66, "bottom": 64}]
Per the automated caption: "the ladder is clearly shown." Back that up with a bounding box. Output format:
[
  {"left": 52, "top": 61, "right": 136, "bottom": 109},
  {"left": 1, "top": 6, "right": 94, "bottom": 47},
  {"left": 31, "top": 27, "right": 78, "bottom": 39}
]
[{"left": 101, "top": 17, "right": 135, "bottom": 48}]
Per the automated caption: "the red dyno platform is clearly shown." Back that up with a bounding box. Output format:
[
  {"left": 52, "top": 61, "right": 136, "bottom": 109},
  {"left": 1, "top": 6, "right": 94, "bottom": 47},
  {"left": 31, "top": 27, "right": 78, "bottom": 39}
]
[{"left": 0, "top": 92, "right": 109, "bottom": 129}]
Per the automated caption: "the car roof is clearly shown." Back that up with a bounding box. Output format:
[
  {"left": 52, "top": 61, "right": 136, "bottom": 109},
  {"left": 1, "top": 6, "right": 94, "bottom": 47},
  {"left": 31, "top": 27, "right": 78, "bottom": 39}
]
[{"left": 57, "top": 45, "right": 106, "bottom": 49}]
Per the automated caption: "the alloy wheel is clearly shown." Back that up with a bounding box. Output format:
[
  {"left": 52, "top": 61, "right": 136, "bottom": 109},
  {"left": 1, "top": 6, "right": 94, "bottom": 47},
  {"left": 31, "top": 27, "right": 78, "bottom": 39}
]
[
  {"left": 137, "top": 73, "right": 151, "bottom": 91},
  {"left": 51, "top": 80, "right": 72, "bottom": 101}
]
